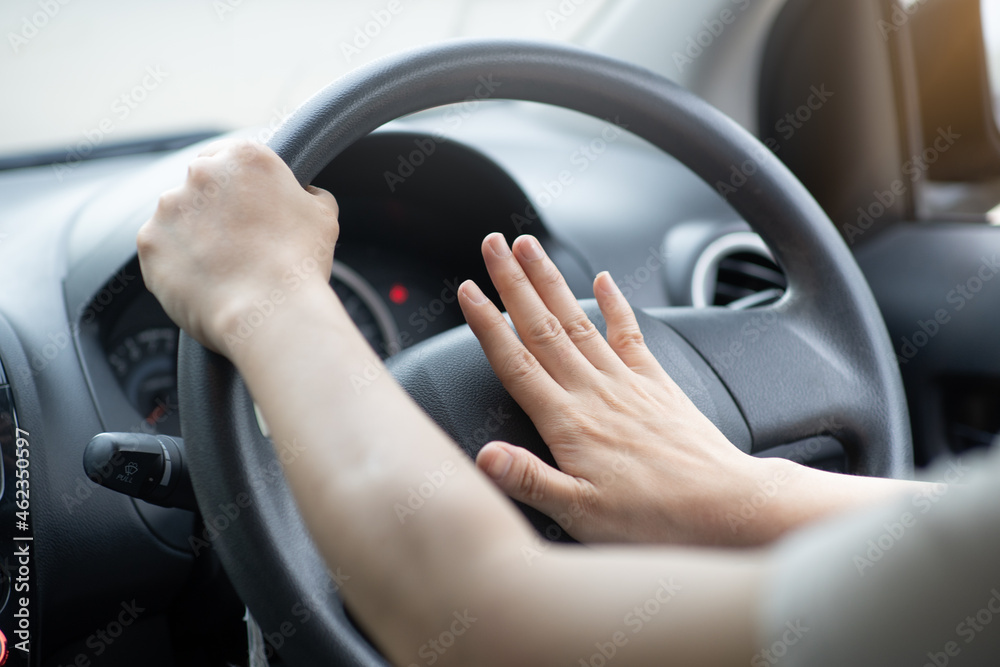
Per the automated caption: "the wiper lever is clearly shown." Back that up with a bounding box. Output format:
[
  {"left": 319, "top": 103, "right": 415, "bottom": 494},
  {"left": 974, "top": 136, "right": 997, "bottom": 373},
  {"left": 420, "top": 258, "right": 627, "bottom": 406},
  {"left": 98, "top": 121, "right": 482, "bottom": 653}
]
[{"left": 83, "top": 432, "right": 196, "bottom": 511}]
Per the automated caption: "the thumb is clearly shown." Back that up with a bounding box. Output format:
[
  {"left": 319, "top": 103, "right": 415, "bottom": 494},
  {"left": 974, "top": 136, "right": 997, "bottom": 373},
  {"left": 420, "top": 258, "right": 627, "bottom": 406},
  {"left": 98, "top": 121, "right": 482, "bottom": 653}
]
[{"left": 476, "top": 441, "right": 582, "bottom": 519}]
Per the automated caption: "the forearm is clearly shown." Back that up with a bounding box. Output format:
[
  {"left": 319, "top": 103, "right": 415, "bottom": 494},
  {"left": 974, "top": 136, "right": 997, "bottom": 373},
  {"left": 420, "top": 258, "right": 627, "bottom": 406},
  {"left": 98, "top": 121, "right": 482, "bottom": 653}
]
[
  {"left": 468, "top": 545, "right": 763, "bottom": 667},
  {"left": 224, "top": 282, "right": 533, "bottom": 660},
  {"left": 732, "top": 456, "right": 936, "bottom": 544}
]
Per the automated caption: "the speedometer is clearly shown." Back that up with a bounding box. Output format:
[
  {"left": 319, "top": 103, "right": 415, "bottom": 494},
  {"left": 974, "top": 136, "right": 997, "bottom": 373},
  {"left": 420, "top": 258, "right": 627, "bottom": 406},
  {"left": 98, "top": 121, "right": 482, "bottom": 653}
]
[
  {"left": 330, "top": 261, "right": 399, "bottom": 358},
  {"left": 108, "top": 262, "right": 398, "bottom": 434},
  {"left": 107, "top": 326, "right": 180, "bottom": 434}
]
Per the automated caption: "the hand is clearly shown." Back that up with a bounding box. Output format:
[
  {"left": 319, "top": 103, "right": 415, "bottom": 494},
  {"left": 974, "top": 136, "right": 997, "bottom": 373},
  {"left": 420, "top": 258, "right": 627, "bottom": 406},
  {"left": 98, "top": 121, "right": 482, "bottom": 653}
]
[
  {"left": 457, "top": 233, "right": 768, "bottom": 546},
  {"left": 137, "top": 139, "right": 339, "bottom": 354}
]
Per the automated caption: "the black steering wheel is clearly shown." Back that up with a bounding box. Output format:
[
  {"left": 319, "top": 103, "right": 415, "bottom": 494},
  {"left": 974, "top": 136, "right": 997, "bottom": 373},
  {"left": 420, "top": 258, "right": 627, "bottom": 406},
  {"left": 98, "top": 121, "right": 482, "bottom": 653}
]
[{"left": 178, "top": 39, "right": 911, "bottom": 666}]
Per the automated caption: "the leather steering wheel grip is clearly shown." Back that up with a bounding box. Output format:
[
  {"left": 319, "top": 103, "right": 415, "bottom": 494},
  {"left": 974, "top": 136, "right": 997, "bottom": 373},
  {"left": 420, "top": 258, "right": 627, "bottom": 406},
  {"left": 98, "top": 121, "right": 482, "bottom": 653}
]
[{"left": 180, "top": 39, "right": 912, "bottom": 667}]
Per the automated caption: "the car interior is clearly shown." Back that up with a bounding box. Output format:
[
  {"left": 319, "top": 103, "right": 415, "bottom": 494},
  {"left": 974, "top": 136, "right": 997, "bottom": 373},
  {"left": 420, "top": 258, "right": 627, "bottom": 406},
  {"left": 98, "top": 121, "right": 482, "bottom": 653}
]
[{"left": 1, "top": 0, "right": 999, "bottom": 664}]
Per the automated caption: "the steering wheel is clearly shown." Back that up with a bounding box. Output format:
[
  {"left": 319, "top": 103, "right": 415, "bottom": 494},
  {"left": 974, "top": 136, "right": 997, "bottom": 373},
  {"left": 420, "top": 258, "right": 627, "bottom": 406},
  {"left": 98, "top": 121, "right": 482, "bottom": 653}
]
[{"left": 178, "top": 39, "right": 911, "bottom": 666}]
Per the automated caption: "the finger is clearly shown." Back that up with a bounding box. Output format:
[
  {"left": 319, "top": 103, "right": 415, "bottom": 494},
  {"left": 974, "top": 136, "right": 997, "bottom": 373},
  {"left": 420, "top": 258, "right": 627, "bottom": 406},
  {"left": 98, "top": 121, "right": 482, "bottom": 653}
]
[
  {"left": 593, "top": 272, "right": 662, "bottom": 375},
  {"left": 305, "top": 185, "right": 340, "bottom": 215},
  {"left": 476, "top": 441, "right": 585, "bottom": 522},
  {"left": 458, "top": 280, "right": 566, "bottom": 421},
  {"left": 511, "top": 235, "right": 623, "bottom": 374},
  {"left": 305, "top": 184, "right": 334, "bottom": 201},
  {"left": 196, "top": 138, "right": 239, "bottom": 158},
  {"left": 481, "top": 233, "right": 597, "bottom": 386}
]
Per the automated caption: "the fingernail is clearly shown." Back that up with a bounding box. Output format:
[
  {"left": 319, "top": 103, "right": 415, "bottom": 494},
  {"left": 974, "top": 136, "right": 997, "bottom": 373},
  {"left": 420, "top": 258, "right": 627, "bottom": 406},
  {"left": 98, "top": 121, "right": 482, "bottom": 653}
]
[
  {"left": 518, "top": 236, "right": 544, "bottom": 261},
  {"left": 461, "top": 280, "right": 488, "bottom": 305},
  {"left": 487, "top": 233, "right": 512, "bottom": 258},
  {"left": 596, "top": 271, "right": 621, "bottom": 296},
  {"left": 485, "top": 447, "right": 513, "bottom": 480}
]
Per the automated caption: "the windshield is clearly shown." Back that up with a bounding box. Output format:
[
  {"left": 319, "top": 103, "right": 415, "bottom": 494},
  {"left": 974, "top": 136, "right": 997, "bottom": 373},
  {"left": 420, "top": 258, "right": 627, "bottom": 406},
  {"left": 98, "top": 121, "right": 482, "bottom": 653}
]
[{"left": 1, "top": 0, "right": 616, "bottom": 159}]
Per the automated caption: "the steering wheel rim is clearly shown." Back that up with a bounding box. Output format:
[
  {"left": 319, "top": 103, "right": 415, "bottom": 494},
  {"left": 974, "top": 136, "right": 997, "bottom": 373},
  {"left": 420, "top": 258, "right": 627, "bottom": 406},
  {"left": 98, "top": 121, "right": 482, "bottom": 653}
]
[{"left": 179, "top": 38, "right": 911, "bottom": 667}]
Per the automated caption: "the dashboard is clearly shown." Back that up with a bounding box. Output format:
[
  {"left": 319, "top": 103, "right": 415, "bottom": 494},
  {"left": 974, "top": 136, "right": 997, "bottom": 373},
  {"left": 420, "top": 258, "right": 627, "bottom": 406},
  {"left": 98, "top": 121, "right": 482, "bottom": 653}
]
[
  {"left": 98, "top": 246, "right": 468, "bottom": 439},
  {"left": 75, "top": 123, "right": 602, "bottom": 451},
  {"left": 2, "top": 97, "right": 1000, "bottom": 665},
  {"left": 69, "top": 104, "right": 1000, "bottom": 469}
]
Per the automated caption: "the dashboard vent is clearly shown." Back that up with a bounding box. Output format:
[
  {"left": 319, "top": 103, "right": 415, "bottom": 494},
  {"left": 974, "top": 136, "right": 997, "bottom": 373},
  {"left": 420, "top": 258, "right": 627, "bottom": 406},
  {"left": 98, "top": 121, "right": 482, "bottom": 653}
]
[{"left": 692, "top": 232, "right": 786, "bottom": 309}]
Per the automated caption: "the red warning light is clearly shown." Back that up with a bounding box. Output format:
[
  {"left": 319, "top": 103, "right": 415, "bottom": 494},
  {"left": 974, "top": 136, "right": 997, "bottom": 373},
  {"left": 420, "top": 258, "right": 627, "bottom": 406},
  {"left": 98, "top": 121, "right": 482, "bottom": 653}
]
[
  {"left": 388, "top": 284, "right": 409, "bottom": 305},
  {"left": 0, "top": 628, "right": 9, "bottom": 665}
]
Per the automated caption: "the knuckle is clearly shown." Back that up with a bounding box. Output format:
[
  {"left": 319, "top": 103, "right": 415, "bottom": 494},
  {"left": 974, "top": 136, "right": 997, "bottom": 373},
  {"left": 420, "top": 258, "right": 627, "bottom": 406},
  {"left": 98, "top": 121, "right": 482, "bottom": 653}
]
[
  {"left": 249, "top": 141, "right": 283, "bottom": 171},
  {"left": 186, "top": 158, "right": 214, "bottom": 186},
  {"left": 319, "top": 197, "right": 340, "bottom": 228},
  {"left": 596, "top": 386, "right": 631, "bottom": 413},
  {"left": 500, "top": 348, "right": 541, "bottom": 386},
  {"left": 229, "top": 139, "right": 272, "bottom": 173},
  {"left": 610, "top": 326, "right": 646, "bottom": 350},
  {"left": 555, "top": 413, "right": 602, "bottom": 442},
  {"left": 539, "top": 264, "right": 565, "bottom": 289},
  {"left": 562, "top": 313, "right": 600, "bottom": 345},
  {"left": 327, "top": 194, "right": 340, "bottom": 218},
  {"left": 135, "top": 223, "right": 155, "bottom": 257},
  {"left": 573, "top": 480, "right": 600, "bottom": 518},
  {"left": 526, "top": 313, "right": 566, "bottom": 349},
  {"left": 516, "top": 460, "right": 544, "bottom": 502},
  {"left": 155, "top": 188, "right": 180, "bottom": 214},
  {"left": 235, "top": 138, "right": 265, "bottom": 162},
  {"left": 505, "top": 268, "right": 532, "bottom": 292}
]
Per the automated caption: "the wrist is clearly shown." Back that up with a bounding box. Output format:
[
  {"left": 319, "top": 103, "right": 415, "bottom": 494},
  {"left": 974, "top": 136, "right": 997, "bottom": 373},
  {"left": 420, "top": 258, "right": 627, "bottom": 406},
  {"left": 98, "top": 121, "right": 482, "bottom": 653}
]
[
  {"left": 711, "top": 453, "right": 803, "bottom": 546},
  {"left": 209, "top": 277, "right": 335, "bottom": 360}
]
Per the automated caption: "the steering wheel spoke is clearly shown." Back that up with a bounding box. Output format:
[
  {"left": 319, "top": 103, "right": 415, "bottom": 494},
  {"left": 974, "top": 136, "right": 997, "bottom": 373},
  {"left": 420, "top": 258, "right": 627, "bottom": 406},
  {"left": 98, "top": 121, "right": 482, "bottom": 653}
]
[{"left": 653, "top": 302, "right": 897, "bottom": 473}]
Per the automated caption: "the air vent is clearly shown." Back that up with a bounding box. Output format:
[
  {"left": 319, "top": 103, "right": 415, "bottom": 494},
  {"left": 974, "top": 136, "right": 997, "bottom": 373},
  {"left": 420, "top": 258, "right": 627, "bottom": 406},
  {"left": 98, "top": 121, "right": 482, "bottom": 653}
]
[{"left": 691, "top": 232, "right": 786, "bottom": 309}]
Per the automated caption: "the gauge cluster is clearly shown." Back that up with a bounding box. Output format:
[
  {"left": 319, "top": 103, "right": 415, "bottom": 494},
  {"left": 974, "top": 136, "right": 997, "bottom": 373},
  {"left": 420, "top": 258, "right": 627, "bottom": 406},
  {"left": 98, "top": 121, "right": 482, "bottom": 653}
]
[
  {"left": 71, "top": 131, "right": 588, "bottom": 444},
  {"left": 106, "top": 326, "right": 179, "bottom": 435},
  {"left": 97, "top": 245, "right": 471, "bottom": 436}
]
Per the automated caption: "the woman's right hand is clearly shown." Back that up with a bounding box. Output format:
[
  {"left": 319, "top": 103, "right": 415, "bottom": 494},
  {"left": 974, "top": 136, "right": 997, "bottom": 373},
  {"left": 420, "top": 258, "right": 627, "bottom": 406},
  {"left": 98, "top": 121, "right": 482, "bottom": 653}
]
[{"left": 457, "top": 233, "right": 776, "bottom": 546}]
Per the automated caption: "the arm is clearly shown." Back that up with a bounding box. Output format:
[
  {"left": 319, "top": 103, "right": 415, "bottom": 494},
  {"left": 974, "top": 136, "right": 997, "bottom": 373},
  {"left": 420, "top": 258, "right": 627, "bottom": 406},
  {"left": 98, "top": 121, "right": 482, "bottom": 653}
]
[{"left": 137, "top": 140, "right": 762, "bottom": 666}]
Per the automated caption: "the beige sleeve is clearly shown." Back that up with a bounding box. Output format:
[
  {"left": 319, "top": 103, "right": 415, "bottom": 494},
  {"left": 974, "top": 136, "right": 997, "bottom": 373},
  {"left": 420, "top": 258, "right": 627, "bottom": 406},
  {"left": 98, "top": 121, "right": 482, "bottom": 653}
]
[{"left": 755, "top": 445, "right": 1000, "bottom": 666}]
